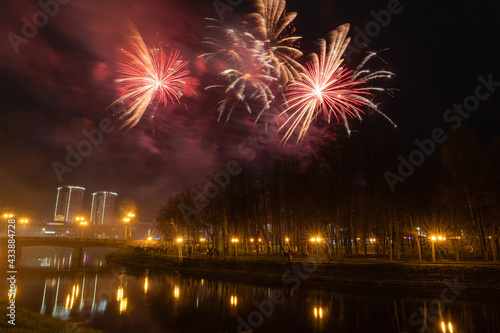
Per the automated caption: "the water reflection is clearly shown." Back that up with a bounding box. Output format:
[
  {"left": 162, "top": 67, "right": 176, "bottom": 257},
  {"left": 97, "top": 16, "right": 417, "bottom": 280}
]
[
  {"left": 19, "top": 246, "right": 116, "bottom": 270},
  {"left": 442, "top": 321, "right": 454, "bottom": 333},
  {"left": 2, "top": 249, "right": 499, "bottom": 332}
]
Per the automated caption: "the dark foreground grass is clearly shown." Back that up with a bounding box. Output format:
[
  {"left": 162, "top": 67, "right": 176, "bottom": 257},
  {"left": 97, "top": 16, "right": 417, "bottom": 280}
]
[{"left": 0, "top": 302, "right": 105, "bottom": 333}]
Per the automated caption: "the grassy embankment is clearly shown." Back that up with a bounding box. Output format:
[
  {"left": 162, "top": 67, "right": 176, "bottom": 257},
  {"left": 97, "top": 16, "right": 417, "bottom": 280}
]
[
  {"left": 0, "top": 303, "right": 105, "bottom": 333},
  {"left": 106, "top": 248, "right": 500, "bottom": 292}
]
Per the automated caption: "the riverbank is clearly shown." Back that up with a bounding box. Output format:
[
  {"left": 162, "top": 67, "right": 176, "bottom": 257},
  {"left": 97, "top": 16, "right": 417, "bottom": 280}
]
[
  {"left": 106, "top": 249, "right": 500, "bottom": 297},
  {"left": 0, "top": 302, "right": 105, "bottom": 333}
]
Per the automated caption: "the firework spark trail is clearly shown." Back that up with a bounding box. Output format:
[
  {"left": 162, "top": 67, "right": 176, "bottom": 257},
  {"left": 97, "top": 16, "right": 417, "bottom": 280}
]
[
  {"left": 279, "top": 24, "right": 396, "bottom": 144},
  {"left": 202, "top": 21, "right": 279, "bottom": 123},
  {"left": 248, "top": 0, "right": 303, "bottom": 84},
  {"left": 111, "top": 22, "right": 190, "bottom": 130}
]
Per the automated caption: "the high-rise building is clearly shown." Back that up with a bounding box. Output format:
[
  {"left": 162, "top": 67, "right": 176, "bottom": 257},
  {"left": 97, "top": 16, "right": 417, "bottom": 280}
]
[
  {"left": 54, "top": 186, "right": 85, "bottom": 223},
  {"left": 90, "top": 191, "right": 117, "bottom": 225}
]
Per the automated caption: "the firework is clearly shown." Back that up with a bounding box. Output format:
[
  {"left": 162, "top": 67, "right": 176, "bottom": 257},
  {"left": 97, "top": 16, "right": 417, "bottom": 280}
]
[
  {"left": 112, "top": 22, "right": 190, "bottom": 130},
  {"left": 279, "top": 24, "right": 396, "bottom": 144},
  {"left": 202, "top": 21, "right": 279, "bottom": 123},
  {"left": 247, "top": 0, "right": 303, "bottom": 84}
]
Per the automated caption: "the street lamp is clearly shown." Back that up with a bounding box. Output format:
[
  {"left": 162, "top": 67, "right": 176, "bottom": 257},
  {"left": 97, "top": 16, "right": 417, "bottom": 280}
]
[
  {"left": 199, "top": 238, "right": 206, "bottom": 252},
  {"left": 2, "top": 213, "right": 13, "bottom": 236},
  {"left": 176, "top": 237, "right": 183, "bottom": 260},
  {"left": 231, "top": 238, "right": 239, "bottom": 258},
  {"left": 310, "top": 237, "right": 321, "bottom": 260},
  {"left": 79, "top": 221, "right": 87, "bottom": 238},
  {"left": 430, "top": 235, "right": 446, "bottom": 263},
  {"left": 123, "top": 218, "right": 130, "bottom": 240},
  {"left": 20, "top": 219, "right": 28, "bottom": 236},
  {"left": 126, "top": 213, "right": 135, "bottom": 238}
]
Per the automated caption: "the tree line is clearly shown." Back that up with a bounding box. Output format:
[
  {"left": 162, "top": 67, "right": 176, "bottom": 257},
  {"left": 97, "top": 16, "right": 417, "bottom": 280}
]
[{"left": 156, "top": 127, "right": 500, "bottom": 261}]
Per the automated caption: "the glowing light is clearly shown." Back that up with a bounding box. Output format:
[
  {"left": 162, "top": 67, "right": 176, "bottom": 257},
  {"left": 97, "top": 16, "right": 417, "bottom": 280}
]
[
  {"left": 174, "top": 285, "right": 180, "bottom": 299},
  {"left": 112, "top": 21, "right": 190, "bottom": 130},
  {"left": 144, "top": 277, "right": 148, "bottom": 294},
  {"left": 230, "top": 295, "right": 238, "bottom": 306},
  {"left": 117, "top": 286, "right": 124, "bottom": 301},
  {"left": 119, "top": 297, "right": 127, "bottom": 314},
  {"left": 314, "top": 307, "right": 323, "bottom": 319},
  {"left": 176, "top": 238, "right": 183, "bottom": 243}
]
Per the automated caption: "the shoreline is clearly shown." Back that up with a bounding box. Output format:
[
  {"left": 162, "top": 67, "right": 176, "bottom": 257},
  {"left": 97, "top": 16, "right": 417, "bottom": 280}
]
[
  {"left": 106, "top": 249, "right": 500, "bottom": 300},
  {"left": 0, "top": 302, "right": 105, "bottom": 333}
]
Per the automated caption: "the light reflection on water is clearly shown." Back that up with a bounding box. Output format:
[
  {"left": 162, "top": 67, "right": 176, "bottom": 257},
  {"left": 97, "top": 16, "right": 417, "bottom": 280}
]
[
  {"left": 2, "top": 249, "right": 500, "bottom": 333},
  {"left": 19, "top": 246, "right": 116, "bottom": 270}
]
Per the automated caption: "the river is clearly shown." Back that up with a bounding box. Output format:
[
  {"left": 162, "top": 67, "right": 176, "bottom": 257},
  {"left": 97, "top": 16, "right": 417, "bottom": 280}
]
[{"left": 2, "top": 247, "right": 499, "bottom": 333}]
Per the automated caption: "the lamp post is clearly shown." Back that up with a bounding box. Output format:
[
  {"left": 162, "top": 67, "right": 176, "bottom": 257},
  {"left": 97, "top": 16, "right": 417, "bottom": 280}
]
[
  {"left": 231, "top": 238, "right": 239, "bottom": 258},
  {"left": 176, "top": 238, "right": 183, "bottom": 261},
  {"left": 79, "top": 221, "right": 87, "bottom": 238},
  {"left": 75, "top": 217, "right": 87, "bottom": 238},
  {"left": 310, "top": 237, "right": 321, "bottom": 260},
  {"left": 20, "top": 219, "right": 28, "bottom": 236},
  {"left": 124, "top": 213, "right": 135, "bottom": 239},
  {"left": 127, "top": 213, "right": 135, "bottom": 238},
  {"left": 430, "top": 235, "right": 446, "bottom": 263},
  {"left": 200, "top": 238, "right": 206, "bottom": 253},
  {"left": 123, "top": 218, "right": 130, "bottom": 240},
  {"left": 3, "top": 213, "right": 14, "bottom": 236}
]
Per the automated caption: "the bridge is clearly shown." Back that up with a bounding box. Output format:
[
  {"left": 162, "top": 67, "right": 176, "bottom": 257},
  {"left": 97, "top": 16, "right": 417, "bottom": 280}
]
[{"left": 1, "top": 237, "right": 127, "bottom": 268}]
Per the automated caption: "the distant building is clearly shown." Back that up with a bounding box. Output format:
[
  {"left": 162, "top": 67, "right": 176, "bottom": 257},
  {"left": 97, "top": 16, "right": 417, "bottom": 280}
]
[
  {"left": 54, "top": 186, "right": 85, "bottom": 223},
  {"left": 90, "top": 191, "right": 117, "bottom": 226}
]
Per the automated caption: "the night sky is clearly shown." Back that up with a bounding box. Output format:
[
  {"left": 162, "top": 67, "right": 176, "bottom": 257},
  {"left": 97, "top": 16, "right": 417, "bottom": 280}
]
[{"left": 1, "top": 0, "right": 499, "bottom": 223}]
